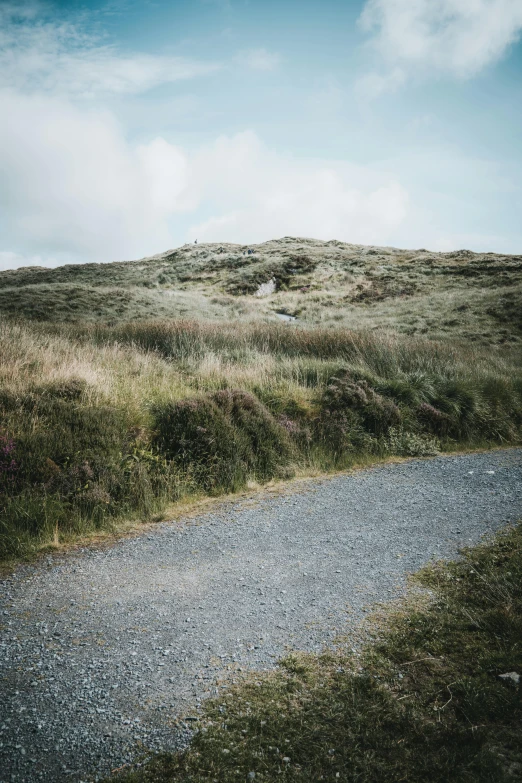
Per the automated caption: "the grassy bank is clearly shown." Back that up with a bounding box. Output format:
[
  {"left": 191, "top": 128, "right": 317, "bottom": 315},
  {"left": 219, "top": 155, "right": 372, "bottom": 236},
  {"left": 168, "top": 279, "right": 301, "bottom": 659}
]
[
  {"left": 1, "top": 318, "right": 521, "bottom": 560},
  {"left": 113, "top": 522, "right": 522, "bottom": 783}
]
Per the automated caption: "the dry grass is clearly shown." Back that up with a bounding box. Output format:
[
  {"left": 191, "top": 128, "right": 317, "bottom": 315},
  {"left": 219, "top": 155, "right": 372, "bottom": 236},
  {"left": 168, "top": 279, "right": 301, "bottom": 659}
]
[{"left": 1, "top": 237, "right": 521, "bottom": 344}]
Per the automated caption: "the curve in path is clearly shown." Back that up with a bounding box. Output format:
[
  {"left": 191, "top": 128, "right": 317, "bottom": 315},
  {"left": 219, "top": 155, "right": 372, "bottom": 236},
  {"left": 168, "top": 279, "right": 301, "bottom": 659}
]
[{"left": 1, "top": 449, "right": 522, "bottom": 782}]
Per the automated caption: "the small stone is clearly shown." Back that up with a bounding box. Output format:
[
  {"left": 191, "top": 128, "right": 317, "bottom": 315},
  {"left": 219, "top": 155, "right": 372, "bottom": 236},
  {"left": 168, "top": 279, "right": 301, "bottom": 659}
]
[
  {"left": 498, "top": 672, "right": 520, "bottom": 685},
  {"left": 247, "top": 773, "right": 256, "bottom": 780},
  {"left": 282, "top": 757, "right": 291, "bottom": 763}
]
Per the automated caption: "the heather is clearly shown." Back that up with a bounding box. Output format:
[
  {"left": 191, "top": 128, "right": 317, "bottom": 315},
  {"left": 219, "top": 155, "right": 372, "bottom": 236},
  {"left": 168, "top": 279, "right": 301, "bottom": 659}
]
[{"left": 1, "top": 319, "right": 521, "bottom": 560}]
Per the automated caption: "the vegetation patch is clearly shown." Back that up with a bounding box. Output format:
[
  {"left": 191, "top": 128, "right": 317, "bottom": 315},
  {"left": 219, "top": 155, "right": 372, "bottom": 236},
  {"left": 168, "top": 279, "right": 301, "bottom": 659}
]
[
  {"left": 154, "top": 390, "right": 292, "bottom": 493},
  {"left": 0, "top": 319, "right": 521, "bottom": 560},
  {"left": 226, "top": 255, "right": 317, "bottom": 294},
  {"left": 1, "top": 240, "right": 521, "bottom": 344},
  {"left": 111, "top": 522, "right": 522, "bottom": 783}
]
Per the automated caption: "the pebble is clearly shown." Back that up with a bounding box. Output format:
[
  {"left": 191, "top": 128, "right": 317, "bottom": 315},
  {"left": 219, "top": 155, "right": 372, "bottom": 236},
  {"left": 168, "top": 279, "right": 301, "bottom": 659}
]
[{"left": 1, "top": 449, "right": 521, "bottom": 782}]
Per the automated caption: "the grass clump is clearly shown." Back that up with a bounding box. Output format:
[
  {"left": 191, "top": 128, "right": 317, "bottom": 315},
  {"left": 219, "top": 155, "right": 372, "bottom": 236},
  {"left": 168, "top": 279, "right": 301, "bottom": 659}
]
[{"left": 112, "top": 522, "right": 522, "bottom": 783}]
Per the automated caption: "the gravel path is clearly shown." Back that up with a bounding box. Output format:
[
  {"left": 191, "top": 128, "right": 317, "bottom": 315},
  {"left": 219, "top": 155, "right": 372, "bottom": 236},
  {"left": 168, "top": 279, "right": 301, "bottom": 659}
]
[{"left": 2, "top": 449, "right": 522, "bottom": 782}]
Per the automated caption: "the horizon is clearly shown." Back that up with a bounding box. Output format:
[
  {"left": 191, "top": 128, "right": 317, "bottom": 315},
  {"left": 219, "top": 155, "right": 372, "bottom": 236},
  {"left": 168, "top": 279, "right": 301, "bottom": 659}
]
[
  {"left": 1, "top": 0, "right": 522, "bottom": 271},
  {"left": 2, "top": 233, "right": 520, "bottom": 274}
]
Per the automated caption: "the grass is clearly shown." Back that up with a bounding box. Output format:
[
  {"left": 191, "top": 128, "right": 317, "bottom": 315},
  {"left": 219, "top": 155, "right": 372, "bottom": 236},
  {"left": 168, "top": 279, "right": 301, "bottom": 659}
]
[
  {"left": 1, "top": 238, "right": 521, "bottom": 345},
  {"left": 110, "top": 521, "right": 522, "bottom": 783},
  {"left": 1, "top": 238, "right": 521, "bottom": 560},
  {"left": 0, "top": 317, "right": 521, "bottom": 560},
  {"left": 2, "top": 238, "right": 521, "bottom": 777}
]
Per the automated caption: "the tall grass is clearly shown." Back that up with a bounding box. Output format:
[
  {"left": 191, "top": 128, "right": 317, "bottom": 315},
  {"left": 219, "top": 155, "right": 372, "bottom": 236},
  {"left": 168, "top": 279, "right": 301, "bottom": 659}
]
[{"left": 1, "top": 319, "right": 521, "bottom": 559}]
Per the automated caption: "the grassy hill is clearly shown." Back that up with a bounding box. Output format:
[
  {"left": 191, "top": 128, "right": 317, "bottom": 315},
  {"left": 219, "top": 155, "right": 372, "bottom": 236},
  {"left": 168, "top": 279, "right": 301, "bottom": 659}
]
[
  {"left": 2, "top": 240, "right": 520, "bottom": 782},
  {"left": 1, "top": 237, "right": 521, "bottom": 344},
  {"left": 1, "top": 237, "right": 521, "bottom": 560}
]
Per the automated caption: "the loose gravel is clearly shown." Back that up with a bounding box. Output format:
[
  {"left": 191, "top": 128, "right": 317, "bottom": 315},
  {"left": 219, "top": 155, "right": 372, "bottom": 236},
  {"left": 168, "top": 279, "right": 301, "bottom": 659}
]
[{"left": 1, "top": 449, "right": 522, "bottom": 782}]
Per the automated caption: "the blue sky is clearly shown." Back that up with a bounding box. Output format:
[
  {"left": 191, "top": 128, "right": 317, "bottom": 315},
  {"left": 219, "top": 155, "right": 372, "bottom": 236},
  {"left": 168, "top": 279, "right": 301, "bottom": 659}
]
[{"left": 1, "top": 0, "right": 522, "bottom": 268}]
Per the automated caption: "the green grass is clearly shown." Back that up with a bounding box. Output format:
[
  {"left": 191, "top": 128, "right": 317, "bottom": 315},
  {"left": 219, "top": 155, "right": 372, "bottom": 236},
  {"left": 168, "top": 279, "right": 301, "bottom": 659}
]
[
  {"left": 111, "top": 522, "right": 522, "bottom": 783},
  {"left": 1, "top": 318, "right": 521, "bottom": 560}
]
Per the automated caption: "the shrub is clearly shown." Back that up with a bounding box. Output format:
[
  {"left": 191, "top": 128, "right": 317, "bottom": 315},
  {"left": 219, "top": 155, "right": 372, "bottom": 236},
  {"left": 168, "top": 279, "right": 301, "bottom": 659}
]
[
  {"left": 416, "top": 403, "right": 453, "bottom": 437},
  {"left": 212, "top": 389, "right": 292, "bottom": 479},
  {"left": 154, "top": 391, "right": 292, "bottom": 492},
  {"left": 154, "top": 397, "right": 242, "bottom": 491},
  {"left": 384, "top": 428, "right": 440, "bottom": 457},
  {"left": 322, "top": 374, "right": 402, "bottom": 436},
  {"left": 314, "top": 408, "right": 377, "bottom": 459}
]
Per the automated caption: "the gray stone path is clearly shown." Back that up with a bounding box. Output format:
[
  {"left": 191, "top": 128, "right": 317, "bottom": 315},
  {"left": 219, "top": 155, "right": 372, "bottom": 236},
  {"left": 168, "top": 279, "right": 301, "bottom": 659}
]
[{"left": 1, "top": 449, "right": 521, "bottom": 782}]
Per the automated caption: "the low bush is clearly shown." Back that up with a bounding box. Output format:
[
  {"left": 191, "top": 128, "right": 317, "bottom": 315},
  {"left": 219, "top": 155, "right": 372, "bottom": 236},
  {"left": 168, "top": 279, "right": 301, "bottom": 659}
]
[
  {"left": 321, "top": 374, "right": 402, "bottom": 436},
  {"left": 154, "top": 390, "right": 292, "bottom": 492}
]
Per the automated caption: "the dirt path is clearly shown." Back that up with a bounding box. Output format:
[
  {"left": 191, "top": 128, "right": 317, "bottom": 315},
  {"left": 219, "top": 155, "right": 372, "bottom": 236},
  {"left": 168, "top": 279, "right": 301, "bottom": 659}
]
[{"left": 1, "top": 449, "right": 521, "bottom": 782}]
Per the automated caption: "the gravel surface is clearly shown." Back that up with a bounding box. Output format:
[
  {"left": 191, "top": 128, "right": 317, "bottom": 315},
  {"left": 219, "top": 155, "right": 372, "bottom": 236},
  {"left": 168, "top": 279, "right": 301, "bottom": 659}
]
[{"left": 1, "top": 449, "right": 522, "bottom": 782}]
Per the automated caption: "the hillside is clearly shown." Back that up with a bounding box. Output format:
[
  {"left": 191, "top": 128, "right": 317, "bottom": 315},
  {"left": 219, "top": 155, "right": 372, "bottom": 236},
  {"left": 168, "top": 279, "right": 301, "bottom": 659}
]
[
  {"left": 1, "top": 237, "right": 521, "bottom": 344},
  {"left": 1, "top": 236, "right": 522, "bottom": 561}
]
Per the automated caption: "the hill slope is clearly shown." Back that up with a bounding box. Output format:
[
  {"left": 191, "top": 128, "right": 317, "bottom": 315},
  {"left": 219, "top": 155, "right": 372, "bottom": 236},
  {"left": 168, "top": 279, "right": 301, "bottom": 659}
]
[
  {"left": 1, "top": 237, "right": 521, "bottom": 343},
  {"left": 1, "top": 237, "right": 521, "bottom": 561}
]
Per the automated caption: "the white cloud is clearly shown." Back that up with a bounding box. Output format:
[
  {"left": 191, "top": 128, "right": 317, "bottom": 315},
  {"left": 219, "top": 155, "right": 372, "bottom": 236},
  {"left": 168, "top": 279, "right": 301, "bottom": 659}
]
[
  {"left": 186, "top": 132, "right": 409, "bottom": 245},
  {"left": 0, "top": 89, "right": 190, "bottom": 261},
  {"left": 358, "top": 0, "right": 522, "bottom": 91},
  {"left": 236, "top": 48, "right": 281, "bottom": 71},
  {"left": 0, "top": 3, "right": 410, "bottom": 268},
  {"left": 306, "top": 77, "right": 345, "bottom": 116},
  {"left": 355, "top": 67, "right": 406, "bottom": 99},
  {"left": 0, "top": 2, "right": 218, "bottom": 97},
  {"left": 0, "top": 95, "right": 409, "bottom": 264}
]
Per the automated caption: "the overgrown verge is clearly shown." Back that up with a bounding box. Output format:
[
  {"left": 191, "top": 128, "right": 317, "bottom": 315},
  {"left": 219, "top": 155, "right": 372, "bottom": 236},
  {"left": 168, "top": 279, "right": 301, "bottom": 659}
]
[
  {"left": 1, "top": 320, "right": 521, "bottom": 560},
  {"left": 113, "top": 522, "right": 522, "bottom": 783}
]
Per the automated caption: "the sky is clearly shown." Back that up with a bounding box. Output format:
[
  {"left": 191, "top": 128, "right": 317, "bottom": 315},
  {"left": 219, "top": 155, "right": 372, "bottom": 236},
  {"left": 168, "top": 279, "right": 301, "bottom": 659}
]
[{"left": 1, "top": 0, "right": 522, "bottom": 269}]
